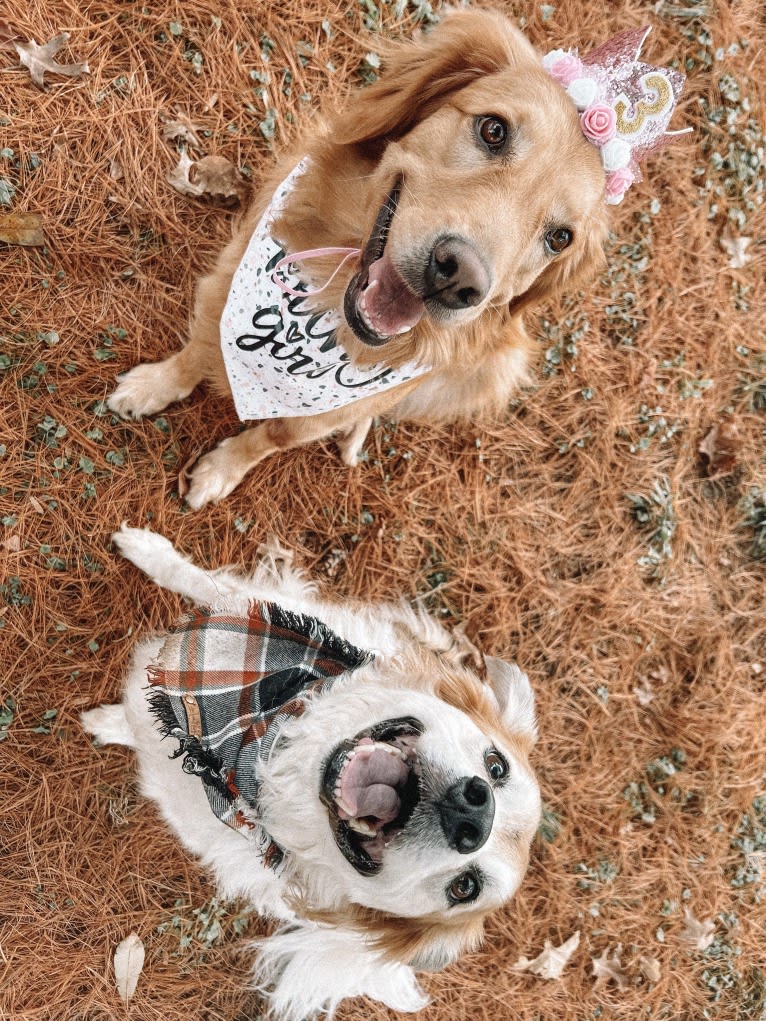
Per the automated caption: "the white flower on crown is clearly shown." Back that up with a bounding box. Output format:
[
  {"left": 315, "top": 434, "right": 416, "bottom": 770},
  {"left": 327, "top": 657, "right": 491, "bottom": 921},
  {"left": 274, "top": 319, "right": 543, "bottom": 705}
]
[
  {"left": 601, "top": 138, "right": 632, "bottom": 171},
  {"left": 566, "top": 77, "right": 598, "bottom": 109},
  {"left": 541, "top": 48, "right": 569, "bottom": 69}
]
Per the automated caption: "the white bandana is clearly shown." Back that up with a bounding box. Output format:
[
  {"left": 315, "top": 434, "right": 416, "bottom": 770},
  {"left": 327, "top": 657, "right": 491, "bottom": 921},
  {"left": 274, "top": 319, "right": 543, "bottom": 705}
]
[{"left": 220, "top": 162, "right": 429, "bottom": 421}]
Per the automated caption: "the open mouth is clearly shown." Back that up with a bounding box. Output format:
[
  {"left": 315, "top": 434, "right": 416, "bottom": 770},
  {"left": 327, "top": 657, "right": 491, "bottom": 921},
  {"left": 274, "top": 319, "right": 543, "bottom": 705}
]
[
  {"left": 343, "top": 181, "right": 425, "bottom": 347},
  {"left": 321, "top": 716, "right": 423, "bottom": 875}
]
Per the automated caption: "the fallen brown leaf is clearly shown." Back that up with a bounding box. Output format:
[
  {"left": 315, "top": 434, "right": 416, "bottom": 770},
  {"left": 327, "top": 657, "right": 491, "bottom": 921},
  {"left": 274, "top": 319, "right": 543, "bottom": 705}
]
[
  {"left": 720, "top": 224, "right": 752, "bottom": 269},
  {"left": 166, "top": 151, "right": 244, "bottom": 204},
  {"left": 632, "top": 676, "right": 655, "bottom": 706},
  {"left": 14, "top": 33, "right": 89, "bottom": 89},
  {"left": 160, "top": 109, "right": 205, "bottom": 149},
  {"left": 0, "top": 212, "right": 44, "bottom": 247},
  {"left": 109, "top": 156, "right": 124, "bottom": 182},
  {"left": 680, "top": 905, "right": 716, "bottom": 951},
  {"left": 591, "top": 945, "right": 629, "bottom": 989},
  {"left": 638, "top": 955, "right": 662, "bottom": 983},
  {"left": 698, "top": 421, "right": 740, "bottom": 477},
  {"left": 512, "top": 931, "right": 580, "bottom": 980},
  {"left": 113, "top": 932, "right": 145, "bottom": 1004}
]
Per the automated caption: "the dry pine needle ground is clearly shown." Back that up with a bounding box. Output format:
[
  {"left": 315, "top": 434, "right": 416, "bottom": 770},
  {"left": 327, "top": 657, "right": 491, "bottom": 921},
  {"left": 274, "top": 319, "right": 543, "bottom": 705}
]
[{"left": 1, "top": 1, "right": 765, "bottom": 1019}]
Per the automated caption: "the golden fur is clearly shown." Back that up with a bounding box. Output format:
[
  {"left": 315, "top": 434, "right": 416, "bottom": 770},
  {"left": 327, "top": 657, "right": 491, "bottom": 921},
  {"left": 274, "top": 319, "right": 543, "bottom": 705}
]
[{"left": 108, "top": 10, "right": 608, "bottom": 508}]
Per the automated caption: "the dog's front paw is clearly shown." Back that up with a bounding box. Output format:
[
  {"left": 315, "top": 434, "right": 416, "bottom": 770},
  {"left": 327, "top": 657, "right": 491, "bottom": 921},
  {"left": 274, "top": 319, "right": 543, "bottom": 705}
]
[
  {"left": 107, "top": 363, "right": 188, "bottom": 420},
  {"left": 185, "top": 441, "right": 244, "bottom": 510},
  {"left": 112, "top": 524, "right": 178, "bottom": 572}
]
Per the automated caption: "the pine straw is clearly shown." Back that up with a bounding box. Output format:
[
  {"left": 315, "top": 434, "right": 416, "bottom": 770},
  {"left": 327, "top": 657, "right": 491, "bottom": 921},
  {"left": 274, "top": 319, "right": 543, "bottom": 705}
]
[{"left": 1, "top": 0, "right": 764, "bottom": 1018}]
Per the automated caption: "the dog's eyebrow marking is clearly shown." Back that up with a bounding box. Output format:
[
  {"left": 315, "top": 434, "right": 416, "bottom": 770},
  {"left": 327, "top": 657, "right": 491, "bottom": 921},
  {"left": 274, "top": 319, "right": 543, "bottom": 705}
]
[{"left": 500, "top": 734, "right": 534, "bottom": 762}]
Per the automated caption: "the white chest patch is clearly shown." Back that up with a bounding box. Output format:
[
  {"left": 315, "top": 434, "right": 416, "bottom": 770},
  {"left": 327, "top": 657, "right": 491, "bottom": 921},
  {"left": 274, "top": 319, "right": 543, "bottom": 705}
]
[{"left": 220, "top": 162, "right": 429, "bottom": 421}]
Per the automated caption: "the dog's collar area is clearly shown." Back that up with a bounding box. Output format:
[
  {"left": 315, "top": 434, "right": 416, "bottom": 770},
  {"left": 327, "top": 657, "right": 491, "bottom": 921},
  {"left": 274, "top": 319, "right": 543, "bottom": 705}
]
[
  {"left": 321, "top": 716, "right": 423, "bottom": 875},
  {"left": 343, "top": 179, "right": 426, "bottom": 347}
]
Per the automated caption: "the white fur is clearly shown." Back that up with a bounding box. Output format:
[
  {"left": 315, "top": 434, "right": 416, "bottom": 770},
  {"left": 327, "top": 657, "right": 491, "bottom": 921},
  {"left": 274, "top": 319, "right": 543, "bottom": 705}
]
[{"left": 82, "top": 527, "right": 540, "bottom": 1018}]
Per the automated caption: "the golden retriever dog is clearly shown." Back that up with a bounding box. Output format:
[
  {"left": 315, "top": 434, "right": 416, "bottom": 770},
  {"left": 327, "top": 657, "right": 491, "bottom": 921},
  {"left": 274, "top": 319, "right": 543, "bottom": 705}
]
[
  {"left": 107, "top": 9, "right": 609, "bottom": 508},
  {"left": 82, "top": 526, "right": 540, "bottom": 1018}
]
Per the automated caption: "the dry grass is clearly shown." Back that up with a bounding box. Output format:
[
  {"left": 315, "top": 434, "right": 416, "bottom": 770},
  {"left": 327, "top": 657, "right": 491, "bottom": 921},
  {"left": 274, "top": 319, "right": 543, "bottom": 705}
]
[{"left": 1, "top": 0, "right": 765, "bottom": 1019}]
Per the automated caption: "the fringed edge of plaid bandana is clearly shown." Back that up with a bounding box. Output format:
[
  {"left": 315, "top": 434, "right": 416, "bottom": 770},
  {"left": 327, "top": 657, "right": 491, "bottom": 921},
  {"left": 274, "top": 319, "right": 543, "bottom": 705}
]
[
  {"left": 264, "top": 600, "right": 374, "bottom": 673},
  {"left": 144, "top": 598, "right": 373, "bottom": 872},
  {"left": 146, "top": 688, "right": 227, "bottom": 780}
]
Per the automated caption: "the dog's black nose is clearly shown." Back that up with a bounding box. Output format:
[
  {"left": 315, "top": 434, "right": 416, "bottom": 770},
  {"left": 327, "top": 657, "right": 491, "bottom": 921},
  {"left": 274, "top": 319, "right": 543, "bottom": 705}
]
[
  {"left": 424, "top": 236, "right": 490, "bottom": 310},
  {"left": 438, "top": 775, "right": 495, "bottom": 853}
]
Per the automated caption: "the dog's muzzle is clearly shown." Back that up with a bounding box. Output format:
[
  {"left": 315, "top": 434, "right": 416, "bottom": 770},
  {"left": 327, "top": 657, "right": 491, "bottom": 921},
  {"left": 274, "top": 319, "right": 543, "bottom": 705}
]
[{"left": 321, "top": 717, "right": 422, "bottom": 876}]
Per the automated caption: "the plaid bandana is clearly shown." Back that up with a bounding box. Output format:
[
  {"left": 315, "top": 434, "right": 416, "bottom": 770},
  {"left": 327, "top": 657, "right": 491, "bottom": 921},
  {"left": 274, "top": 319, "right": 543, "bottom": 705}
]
[{"left": 147, "top": 600, "right": 373, "bottom": 871}]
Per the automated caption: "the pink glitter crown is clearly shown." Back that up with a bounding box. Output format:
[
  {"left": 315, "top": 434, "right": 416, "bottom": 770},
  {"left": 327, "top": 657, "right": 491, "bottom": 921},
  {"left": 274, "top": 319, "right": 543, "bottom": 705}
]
[{"left": 543, "top": 26, "right": 691, "bottom": 205}]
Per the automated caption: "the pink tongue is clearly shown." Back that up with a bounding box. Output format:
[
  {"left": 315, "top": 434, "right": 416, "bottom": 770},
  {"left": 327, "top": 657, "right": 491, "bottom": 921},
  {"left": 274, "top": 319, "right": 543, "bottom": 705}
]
[
  {"left": 361, "top": 254, "right": 424, "bottom": 337},
  {"left": 339, "top": 743, "right": 409, "bottom": 824}
]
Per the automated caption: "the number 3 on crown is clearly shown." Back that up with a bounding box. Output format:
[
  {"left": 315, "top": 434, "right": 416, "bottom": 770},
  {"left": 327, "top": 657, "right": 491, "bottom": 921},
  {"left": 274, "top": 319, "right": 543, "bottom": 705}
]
[{"left": 615, "top": 72, "right": 672, "bottom": 135}]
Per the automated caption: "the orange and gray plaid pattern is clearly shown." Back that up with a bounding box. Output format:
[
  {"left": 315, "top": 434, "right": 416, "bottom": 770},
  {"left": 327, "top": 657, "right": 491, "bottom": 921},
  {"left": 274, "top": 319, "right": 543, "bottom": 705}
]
[{"left": 146, "top": 599, "right": 372, "bottom": 868}]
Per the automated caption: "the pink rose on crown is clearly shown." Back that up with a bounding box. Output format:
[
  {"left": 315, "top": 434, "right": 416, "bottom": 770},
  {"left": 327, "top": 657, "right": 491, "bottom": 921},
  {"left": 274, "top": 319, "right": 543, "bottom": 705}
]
[
  {"left": 605, "top": 166, "right": 635, "bottom": 205},
  {"left": 548, "top": 53, "right": 584, "bottom": 86},
  {"left": 580, "top": 103, "right": 617, "bottom": 146}
]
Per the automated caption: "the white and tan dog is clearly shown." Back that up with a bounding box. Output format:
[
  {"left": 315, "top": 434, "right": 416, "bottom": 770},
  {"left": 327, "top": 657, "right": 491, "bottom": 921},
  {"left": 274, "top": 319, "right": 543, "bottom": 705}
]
[{"left": 83, "top": 526, "right": 540, "bottom": 1019}]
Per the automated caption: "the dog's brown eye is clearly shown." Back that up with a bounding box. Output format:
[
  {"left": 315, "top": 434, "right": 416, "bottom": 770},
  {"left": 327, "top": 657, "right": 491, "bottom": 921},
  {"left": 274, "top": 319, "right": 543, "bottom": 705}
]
[
  {"left": 476, "top": 115, "right": 509, "bottom": 154},
  {"left": 484, "top": 748, "right": 508, "bottom": 783},
  {"left": 447, "top": 870, "right": 480, "bottom": 905},
  {"left": 545, "top": 227, "right": 573, "bottom": 255}
]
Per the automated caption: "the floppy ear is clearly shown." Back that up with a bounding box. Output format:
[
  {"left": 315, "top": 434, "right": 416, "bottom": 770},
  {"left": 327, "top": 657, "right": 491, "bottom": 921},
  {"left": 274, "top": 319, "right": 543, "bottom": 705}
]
[
  {"left": 334, "top": 9, "right": 537, "bottom": 149},
  {"left": 483, "top": 657, "right": 537, "bottom": 743},
  {"left": 508, "top": 210, "right": 609, "bottom": 316},
  {"left": 299, "top": 904, "right": 486, "bottom": 977},
  {"left": 373, "top": 912, "right": 487, "bottom": 974},
  {"left": 407, "top": 918, "right": 486, "bottom": 972}
]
